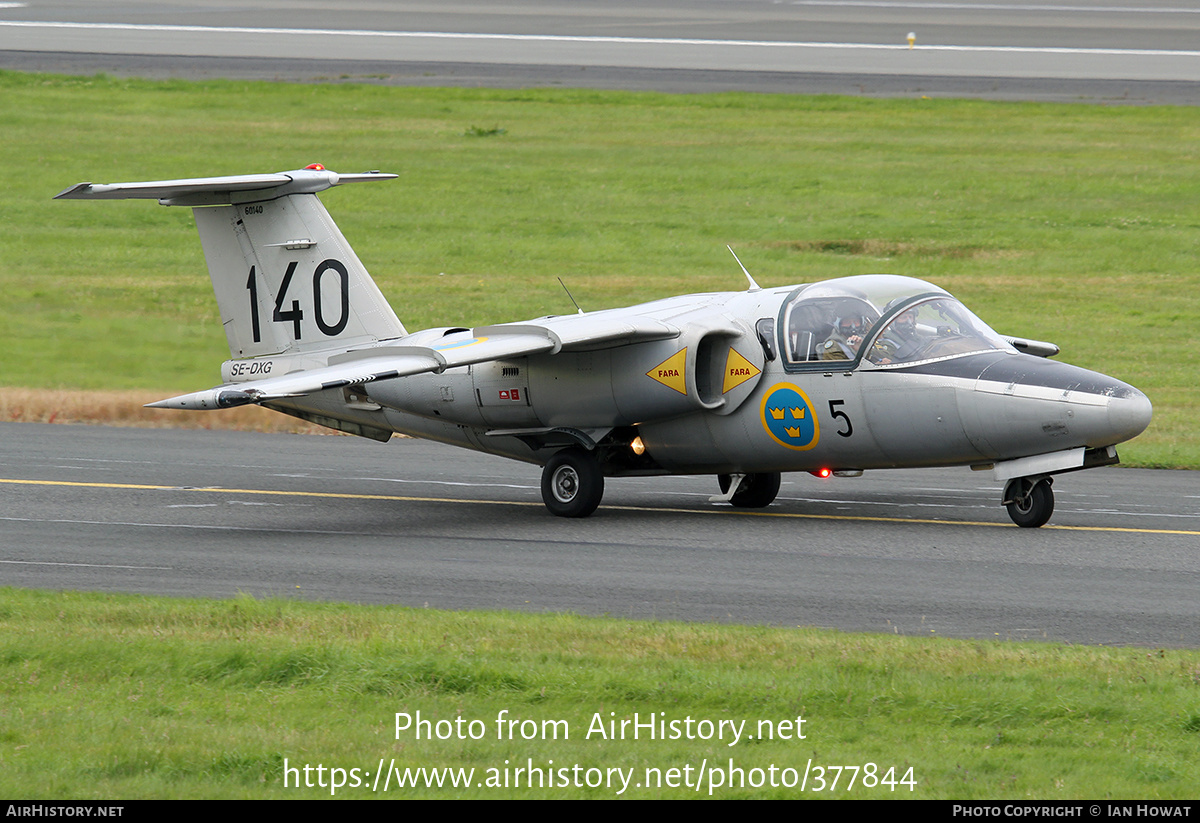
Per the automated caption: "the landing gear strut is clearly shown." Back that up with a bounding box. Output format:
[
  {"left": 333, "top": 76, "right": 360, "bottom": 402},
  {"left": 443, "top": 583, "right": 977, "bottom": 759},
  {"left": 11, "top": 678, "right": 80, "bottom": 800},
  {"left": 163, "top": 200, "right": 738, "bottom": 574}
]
[
  {"left": 1003, "top": 476, "right": 1054, "bottom": 528},
  {"left": 541, "top": 448, "right": 604, "bottom": 518},
  {"left": 716, "top": 472, "right": 782, "bottom": 508}
]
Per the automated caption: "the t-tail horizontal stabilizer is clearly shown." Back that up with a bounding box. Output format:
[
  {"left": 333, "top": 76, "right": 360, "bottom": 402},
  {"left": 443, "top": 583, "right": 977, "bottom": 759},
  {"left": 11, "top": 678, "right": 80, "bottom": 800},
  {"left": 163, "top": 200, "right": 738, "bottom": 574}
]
[
  {"left": 56, "top": 166, "right": 406, "bottom": 360},
  {"left": 54, "top": 166, "right": 397, "bottom": 206}
]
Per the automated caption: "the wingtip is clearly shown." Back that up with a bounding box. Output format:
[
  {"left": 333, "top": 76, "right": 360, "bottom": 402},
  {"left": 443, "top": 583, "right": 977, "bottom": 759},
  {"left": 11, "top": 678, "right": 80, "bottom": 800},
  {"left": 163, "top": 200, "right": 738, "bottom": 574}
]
[
  {"left": 144, "top": 388, "right": 256, "bottom": 410},
  {"left": 53, "top": 182, "right": 94, "bottom": 200}
]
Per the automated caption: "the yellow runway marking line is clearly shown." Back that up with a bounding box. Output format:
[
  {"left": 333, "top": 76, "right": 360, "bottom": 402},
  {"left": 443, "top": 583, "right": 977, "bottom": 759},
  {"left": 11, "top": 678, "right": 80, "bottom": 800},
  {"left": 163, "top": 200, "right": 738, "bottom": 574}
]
[
  {"left": 4, "top": 477, "right": 1198, "bottom": 536},
  {"left": 0, "top": 477, "right": 530, "bottom": 506}
]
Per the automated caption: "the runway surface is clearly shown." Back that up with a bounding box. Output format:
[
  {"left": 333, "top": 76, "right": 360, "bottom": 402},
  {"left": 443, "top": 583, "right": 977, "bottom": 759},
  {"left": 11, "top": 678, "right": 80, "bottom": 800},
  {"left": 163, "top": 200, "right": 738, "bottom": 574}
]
[
  {"left": 2, "top": 0, "right": 1199, "bottom": 101},
  {"left": 2, "top": 423, "right": 1197, "bottom": 646}
]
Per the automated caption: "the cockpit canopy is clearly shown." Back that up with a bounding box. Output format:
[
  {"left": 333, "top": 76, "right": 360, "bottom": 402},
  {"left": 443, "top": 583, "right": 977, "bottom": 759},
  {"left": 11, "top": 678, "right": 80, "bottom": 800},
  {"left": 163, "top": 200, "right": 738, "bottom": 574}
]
[{"left": 779, "top": 275, "right": 1014, "bottom": 369}]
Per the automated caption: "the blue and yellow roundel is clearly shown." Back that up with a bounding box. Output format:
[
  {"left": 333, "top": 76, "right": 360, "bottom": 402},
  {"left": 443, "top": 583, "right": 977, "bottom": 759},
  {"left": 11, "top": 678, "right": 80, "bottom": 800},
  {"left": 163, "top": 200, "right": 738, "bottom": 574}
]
[
  {"left": 431, "top": 336, "right": 489, "bottom": 351},
  {"left": 760, "top": 383, "right": 820, "bottom": 451}
]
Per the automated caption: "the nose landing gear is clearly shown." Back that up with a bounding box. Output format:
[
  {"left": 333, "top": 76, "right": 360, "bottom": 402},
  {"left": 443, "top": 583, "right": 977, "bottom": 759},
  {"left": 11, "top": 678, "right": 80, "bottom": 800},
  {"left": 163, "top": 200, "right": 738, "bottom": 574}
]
[{"left": 714, "top": 472, "right": 782, "bottom": 508}]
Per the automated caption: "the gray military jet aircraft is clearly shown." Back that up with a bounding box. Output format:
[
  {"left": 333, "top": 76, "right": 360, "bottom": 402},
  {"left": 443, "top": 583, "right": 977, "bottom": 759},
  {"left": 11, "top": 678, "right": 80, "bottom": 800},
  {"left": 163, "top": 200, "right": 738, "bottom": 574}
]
[{"left": 56, "top": 166, "right": 1152, "bottom": 527}]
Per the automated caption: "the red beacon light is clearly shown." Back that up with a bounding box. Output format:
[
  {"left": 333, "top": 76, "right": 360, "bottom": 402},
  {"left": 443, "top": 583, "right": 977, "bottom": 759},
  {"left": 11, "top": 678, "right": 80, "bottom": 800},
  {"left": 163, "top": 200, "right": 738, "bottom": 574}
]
[
  {"left": 304, "top": 163, "right": 326, "bottom": 170},
  {"left": 809, "top": 468, "right": 832, "bottom": 479}
]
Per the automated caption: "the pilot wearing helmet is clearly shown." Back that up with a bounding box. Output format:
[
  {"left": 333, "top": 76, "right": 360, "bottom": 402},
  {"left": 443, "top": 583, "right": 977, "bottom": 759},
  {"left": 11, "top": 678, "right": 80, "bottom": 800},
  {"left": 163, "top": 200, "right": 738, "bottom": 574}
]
[
  {"left": 819, "top": 315, "right": 867, "bottom": 361},
  {"left": 871, "top": 307, "right": 926, "bottom": 364}
]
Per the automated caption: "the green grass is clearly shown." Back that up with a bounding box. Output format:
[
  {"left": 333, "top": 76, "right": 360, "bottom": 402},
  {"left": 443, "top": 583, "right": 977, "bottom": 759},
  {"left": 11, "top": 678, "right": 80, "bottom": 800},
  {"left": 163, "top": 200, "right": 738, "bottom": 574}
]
[
  {"left": 2, "top": 72, "right": 1197, "bottom": 465},
  {"left": 0, "top": 588, "right": 1197, "bottom": 799}
]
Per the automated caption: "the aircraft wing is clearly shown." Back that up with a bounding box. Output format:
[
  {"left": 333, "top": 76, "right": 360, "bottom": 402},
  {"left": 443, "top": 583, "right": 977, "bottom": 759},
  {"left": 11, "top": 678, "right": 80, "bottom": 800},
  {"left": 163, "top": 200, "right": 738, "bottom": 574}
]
[
  {"left": 147, "top": 312, "right": 680, "bottom": 410},
  {"left": 477, "top": 310, "right": 682, "bottom": 352}
]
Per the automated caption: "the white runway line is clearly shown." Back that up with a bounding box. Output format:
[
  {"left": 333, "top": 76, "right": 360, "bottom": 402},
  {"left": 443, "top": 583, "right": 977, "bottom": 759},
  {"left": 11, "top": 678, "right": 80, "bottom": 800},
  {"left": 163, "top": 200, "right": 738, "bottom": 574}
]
[{"left": 0, "top": 21, "right": 1198, "bottom": 58}]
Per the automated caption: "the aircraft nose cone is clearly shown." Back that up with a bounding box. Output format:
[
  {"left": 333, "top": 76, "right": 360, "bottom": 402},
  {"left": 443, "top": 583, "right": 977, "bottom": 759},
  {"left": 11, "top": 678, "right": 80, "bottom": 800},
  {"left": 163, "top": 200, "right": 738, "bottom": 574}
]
[
  {"left": 1107, "top": 385, "right": 1152, "bottom": 444},
  {"left": 972, "top": 355, "right": 1152, "bottom": 453}
]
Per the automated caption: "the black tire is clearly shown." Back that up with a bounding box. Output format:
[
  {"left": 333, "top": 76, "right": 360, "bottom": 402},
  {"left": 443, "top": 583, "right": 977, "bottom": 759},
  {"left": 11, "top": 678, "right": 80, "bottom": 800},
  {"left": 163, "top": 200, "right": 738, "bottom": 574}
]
[
  {"left": 717, "top": 472, "right": 781, "bottom": 508},
  {"left": 1005, "top": 479, "right": 1054, "bottom": 528},
  {"left": 541, "top": 449, "right": 604, "bottom": 518}
]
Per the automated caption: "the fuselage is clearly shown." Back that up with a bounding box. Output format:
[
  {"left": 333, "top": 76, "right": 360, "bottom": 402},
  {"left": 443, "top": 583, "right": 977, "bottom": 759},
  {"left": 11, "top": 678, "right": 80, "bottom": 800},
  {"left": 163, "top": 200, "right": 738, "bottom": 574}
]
[{"left": 261, "top": 275, "right": 1152, "bottom": 479}]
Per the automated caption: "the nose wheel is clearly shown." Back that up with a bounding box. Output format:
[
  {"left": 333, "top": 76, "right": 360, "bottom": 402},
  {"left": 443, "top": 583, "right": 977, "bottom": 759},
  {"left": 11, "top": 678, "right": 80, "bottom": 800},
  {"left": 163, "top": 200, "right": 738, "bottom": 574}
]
[
  {"left": 1003, "top": 476, "right": 1054, "bottom": 528},
  {"left": 541, "top": 448, "right": 604, "bottom": 518}
]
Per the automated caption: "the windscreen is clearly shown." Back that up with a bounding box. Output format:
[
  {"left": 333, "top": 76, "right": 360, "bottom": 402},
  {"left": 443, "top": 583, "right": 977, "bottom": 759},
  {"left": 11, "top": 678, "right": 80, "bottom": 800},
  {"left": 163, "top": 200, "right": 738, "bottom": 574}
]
[
  {"left": 865, "top": 298, "right": 1014, "bottom": 367},
  {"left": 778, "top": 275, "right": 1013, "bottom": 369}
]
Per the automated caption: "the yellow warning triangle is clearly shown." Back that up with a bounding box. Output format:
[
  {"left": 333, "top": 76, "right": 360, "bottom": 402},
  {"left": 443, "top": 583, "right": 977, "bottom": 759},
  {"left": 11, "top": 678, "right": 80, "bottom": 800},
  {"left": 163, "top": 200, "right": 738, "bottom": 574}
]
[
  {"left": 723, "top": 347, "right": 761, "bottom": 393},
  {"left": 646, "top": 348, "right": 688, "bottom": 395}
]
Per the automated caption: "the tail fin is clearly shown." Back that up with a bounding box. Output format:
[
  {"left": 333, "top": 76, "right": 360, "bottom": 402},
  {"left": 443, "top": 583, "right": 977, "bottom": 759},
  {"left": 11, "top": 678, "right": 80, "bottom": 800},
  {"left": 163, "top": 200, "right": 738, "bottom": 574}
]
[{"left": 56, "top": 166, "right": 405, "bottom": 358}]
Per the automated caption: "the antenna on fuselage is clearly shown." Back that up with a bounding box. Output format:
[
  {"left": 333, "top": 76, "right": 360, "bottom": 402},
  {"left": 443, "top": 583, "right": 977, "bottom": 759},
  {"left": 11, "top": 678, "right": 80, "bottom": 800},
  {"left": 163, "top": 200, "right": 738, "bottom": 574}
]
[
  {"left": 557, "top": 277, "right": 585, "bottom": 315},
  {"left": 727, "top": 245, "right": 761, "bottom": 292}
]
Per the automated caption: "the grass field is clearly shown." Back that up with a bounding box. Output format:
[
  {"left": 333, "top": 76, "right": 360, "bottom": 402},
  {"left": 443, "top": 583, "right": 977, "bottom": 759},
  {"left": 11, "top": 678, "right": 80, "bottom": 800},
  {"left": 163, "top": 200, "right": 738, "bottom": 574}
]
[
  {"left": 1, "top": 588, "right": 1198, "bottom": 800},
  {"left": 3, "top": 71, "right": 1197, "bottom": 465}
]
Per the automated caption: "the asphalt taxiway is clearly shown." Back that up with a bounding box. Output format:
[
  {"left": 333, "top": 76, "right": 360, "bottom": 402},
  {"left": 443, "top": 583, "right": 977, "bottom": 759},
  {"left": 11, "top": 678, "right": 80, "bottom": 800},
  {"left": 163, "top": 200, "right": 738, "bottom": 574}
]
[
  {"left": 3, "top": 424, "right": 1197, "bottom": 646},
  {"left": 2, "top": 0, "right": 1199, "bottom": 102}
]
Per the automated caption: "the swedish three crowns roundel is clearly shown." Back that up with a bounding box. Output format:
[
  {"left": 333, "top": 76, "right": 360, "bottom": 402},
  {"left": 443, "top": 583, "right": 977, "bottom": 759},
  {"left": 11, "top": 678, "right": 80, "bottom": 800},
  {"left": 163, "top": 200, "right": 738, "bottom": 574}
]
[{"left": 760, "top": 383, "right": 820, "bottom": 451}]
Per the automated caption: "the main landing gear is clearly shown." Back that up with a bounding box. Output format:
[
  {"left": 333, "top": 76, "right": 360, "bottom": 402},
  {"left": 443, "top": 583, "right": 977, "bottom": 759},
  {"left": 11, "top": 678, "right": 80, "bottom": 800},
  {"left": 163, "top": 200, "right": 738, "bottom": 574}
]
[
  {"left": 1003, "top": 476, "right": 1054, "bottom": 528},
  {"left": 538, "top": 451, "right": 788, "bottom": 517},
  {"left": 541, "top": 447, "right": 604, "bottom": 518}
]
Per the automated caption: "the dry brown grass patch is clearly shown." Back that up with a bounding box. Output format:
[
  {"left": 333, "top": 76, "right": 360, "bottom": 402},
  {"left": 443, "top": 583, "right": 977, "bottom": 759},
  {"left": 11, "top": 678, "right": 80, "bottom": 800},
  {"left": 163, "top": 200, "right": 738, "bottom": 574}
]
[
  {"left": 776, "top": 239, "right": 1026, "bottom": 261},
  {"left": 0, "top": 387, "right": 329, "bottom": 434}
]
